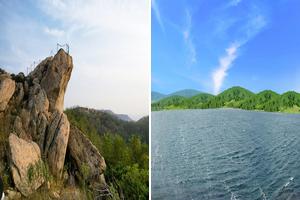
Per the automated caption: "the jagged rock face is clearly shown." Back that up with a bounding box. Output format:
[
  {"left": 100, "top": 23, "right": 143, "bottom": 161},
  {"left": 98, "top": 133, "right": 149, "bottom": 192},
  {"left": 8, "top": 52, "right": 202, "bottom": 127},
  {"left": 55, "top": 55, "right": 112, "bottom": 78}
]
[
  {"left": 68, "top": 125, "right": 106, "bottom": 184},
  {"left": 46, "top": 112, "right": 70, "bottom": 178},
  {"left": 9, "top": 134, "right": 44, "bottom": 197},
  {"left": 0, "top": 49, "right": 108, "bottom": 197},
  {"left": 0, "top": 74, "right": 15, "bottom": 111},
  {"left": 29, "top": 49, "right": 73, "bottom": 113},
  {"left": 6, "top": 49, "right": 73, "bottom": 180},
  {"left": 0, "top": 50, "right": 72, "bottom": 183}
]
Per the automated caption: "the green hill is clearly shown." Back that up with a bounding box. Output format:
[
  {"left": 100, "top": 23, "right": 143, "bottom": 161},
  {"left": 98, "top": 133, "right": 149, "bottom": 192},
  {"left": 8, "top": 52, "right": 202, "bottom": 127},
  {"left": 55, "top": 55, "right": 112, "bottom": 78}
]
[
  {"left": 202, "top": 86, "right": 255, "bottom": 108},
  {"left": 65, "top": 106, "right": 149, "bottom": 143},
  {"left": 151, "top": 91, "right": 166, "bottom": 102},
  {"left": 65, "top": 106, "right": 149, "bottom": 199},
  {"left": 151, "top": 96, "right": 188, "bottom": 111},
  {"left": 151, "top": 89, "right": 201, "bottom": 102},
  {"left": 168, "top": 89, "right": 201, "bottom": 98},
  {"left": 152, "top": 86, "right": 300, "bottom": 113},
  {"left": 279, "top": 91, "right": 300, "bottom": 112},
  {"left": 187, "top": 93, "right": 215, "bottom": 108},
  {"left": 239, "top": 90, "right": 280, "bottom": 111}
]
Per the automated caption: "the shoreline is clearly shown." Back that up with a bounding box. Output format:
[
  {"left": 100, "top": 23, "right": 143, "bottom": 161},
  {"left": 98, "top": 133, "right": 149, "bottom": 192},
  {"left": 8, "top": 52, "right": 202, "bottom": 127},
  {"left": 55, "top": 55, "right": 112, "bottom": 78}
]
[{"left": 151, "top": 107, "right": 300, "bottom": 115}]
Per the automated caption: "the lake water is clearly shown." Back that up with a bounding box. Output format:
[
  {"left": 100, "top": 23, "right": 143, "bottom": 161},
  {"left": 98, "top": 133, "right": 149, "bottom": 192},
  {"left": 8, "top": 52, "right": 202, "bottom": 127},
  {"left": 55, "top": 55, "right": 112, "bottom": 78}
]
[{"left": 151, "top": 109, "right": 300, "bottom": 200}]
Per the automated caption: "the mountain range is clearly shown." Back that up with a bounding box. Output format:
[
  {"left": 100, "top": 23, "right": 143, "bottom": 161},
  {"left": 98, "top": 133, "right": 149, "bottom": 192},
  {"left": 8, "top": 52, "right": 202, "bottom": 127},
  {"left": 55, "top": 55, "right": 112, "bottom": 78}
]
[
  {"left": 151, "top": 89, "right": 201, "bottom": 102},
  {"left": 100, "top": 109, "right": 133, "bottom": 121},
  {"left": 152, "top": 86, "right": 300, "bottom": 113},
  {"left": 65, "top": 106, "right": 149, "bottom": 143}
]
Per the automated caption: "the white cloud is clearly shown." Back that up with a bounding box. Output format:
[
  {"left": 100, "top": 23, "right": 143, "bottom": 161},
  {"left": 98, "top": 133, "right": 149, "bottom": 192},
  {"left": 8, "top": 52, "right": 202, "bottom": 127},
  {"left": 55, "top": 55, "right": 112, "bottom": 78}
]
[
  {"left": 244, "top": 14, "right": 267, "bottom": 41},
  {"left": 211, "top": 9, "right": 267, "bottom": 94},
  {"left": 183, "top": 10, "right": 196, "bottom": 64},
  {"left": 44, "top": 27, "right": 65, "bottom": 37},
  {"left": 152, "top": 0, "right": 165, "bottom": 32},
  {"left": 212, "top": 43, "right": 240, "bottom": 94},
  {"left": 229, "top": 0, "right": 242, "bottom": 7},
  {"left": 0, "top": 0, "right": 150, "bottom": 120}
]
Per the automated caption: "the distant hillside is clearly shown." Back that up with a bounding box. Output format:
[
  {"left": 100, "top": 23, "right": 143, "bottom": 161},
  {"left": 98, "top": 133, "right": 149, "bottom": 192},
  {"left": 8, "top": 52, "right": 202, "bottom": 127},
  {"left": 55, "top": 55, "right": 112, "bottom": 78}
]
[
  {"left": 151, "top": 91, "right": 166, "bottom": 102},
  {"left": 168, "top": 89, "right": 201, "bottom": 97},
  {"left": 65, "top": 106, "right": 149, "bottom": 143},
  {"left": 151, "top": 89, "right": 201, "bottom": 102},
  {"left": 152, "top": 86, "right": 300, "bottom": 113},
  {"left": 205, "top": 86, "right": 254, "bottom": 108},
  {"left": 101, "top": 109, "right": 133, "bottom": 121},
  {"left": 188, "top": 93, "right": 215, "bottom": 109},
  {"left": 152, "top": 96, "right": 188, "bottom": 110}
]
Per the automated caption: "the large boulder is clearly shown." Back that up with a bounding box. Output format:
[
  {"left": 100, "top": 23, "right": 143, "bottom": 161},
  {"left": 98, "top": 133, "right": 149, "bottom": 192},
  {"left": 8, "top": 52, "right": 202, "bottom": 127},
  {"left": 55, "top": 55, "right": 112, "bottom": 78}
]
[
  {"left": 8, "top": 133, "right": 44, "bottom": 196},
  {"left": 68, "top": 125, "right": 106, "bottom": 184},
  {"left": 27, "top": 81, "right": 49, "bottom": 115},
  {"left": 0, "top": 75, "right": 15, "bottom": 111},
  {"left": 46, "top": 112, "right": 70, "bottom": 178},
  {"left": 31, "top": 49, "right": 73, "bottom": 113}
]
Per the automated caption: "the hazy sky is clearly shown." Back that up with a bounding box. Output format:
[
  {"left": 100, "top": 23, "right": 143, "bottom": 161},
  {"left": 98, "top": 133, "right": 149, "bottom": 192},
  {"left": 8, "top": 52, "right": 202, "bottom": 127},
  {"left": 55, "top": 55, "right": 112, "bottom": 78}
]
[
  {"left": 152, "top": 0, "right": 300, "bottom": 95},
  {"left": 0, "top": 0, "right": 150, "bottom": 120}
]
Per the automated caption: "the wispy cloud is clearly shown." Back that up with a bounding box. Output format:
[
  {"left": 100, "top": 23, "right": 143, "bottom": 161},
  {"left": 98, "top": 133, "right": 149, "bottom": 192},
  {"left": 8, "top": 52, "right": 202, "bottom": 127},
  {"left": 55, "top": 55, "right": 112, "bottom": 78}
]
[
  {"left": 152, "top": 0, "right": 165, "bottom": 32},
  {"left": 244, "top": 14, "right": 267, "bottom": 41},
  {"left": 212, "top": 11, "right": 267, "bottom": 94},
  {"left": 183, "top": 10, "right": 196, "bottom": 64},
  {"left": 44, "top": 27, "right": 65, "bottom": 37},
  {"left": 0, "top": 0, "right": 150, "bottom": 120},
  {"left": 229, "top": 0, "right": 242, "bottom": 7},
  {"left": 212, "top": 43, "right": 240, "bottom": 94}
]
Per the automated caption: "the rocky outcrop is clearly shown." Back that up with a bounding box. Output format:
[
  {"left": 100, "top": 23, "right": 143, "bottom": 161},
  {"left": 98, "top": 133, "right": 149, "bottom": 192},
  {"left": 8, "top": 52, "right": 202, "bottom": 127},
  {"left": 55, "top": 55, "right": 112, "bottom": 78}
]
[
  {"left": 5, "top": 189, "right": 22, "bottom": 200},
  {"left": 46, "top": 112, "right": 70, "bottom": 178},
  {"left": 0, "top": 49, "right": 108, "bottom": 197},
  {"left": 9, "top": 134, "right": 44, "bottom": 196},
  {"left": 68, "top": 125, "right": 106, "bottom": 184},
  {"left": 30, "top": 49, "right": 73, "bottom": 113},
  {"left": 0, "top": 74, "right": 15, "bottom": 111}
]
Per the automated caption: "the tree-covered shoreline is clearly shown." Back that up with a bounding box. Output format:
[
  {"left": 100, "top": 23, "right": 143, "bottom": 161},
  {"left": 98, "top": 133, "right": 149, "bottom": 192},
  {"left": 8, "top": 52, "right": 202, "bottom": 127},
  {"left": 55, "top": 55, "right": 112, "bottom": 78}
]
[{"left": 152, "top": 86, "right": 300, "bottom": 113}]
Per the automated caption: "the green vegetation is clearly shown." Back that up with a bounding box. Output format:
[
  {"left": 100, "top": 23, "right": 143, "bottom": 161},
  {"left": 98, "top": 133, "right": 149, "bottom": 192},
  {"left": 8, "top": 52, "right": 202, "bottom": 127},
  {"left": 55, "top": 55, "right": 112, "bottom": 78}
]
[
  {"left": 103, "top": 135, "right": 148, "bottom": 200},
  {"left": 151, "top": 96, "right": 188, "bottom": 110},
  {"left": 152, "top": 86, "right": 300, "bottom": 113},
  {"left": 151, "top": 91, "right": 166, "bottom": 102},
  {"left": 28, "top": 160, "right": 52, "bottom": 184},
  {"left": 168, "top": 89, "right": 201, "bottom": 98},
  {"left": 65, "top": 107, "right": 149, "bottom": 143},
  {"left": 65, "top": 107, "right": 149, "bottom": 200},
  {"left": 151, "top": 89, "right": 201, "bottom": 102}
]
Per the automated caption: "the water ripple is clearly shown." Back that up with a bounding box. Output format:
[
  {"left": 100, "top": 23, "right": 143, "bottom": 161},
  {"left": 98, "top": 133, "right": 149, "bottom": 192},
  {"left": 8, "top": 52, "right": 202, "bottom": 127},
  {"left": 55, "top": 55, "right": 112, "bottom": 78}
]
[{"left": 152, "top": 109, "right": 300, "bottom": 200}]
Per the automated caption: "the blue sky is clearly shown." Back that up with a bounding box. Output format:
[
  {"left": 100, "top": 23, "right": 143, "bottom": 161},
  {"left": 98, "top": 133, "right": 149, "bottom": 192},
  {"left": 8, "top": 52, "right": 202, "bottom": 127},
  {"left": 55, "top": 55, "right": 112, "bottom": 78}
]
[
  {"left": 0, "top": 0, "right": 149, "bottom": 120},
  {"left": 152, "top": 0, "right": 300, "bottom": 95}
]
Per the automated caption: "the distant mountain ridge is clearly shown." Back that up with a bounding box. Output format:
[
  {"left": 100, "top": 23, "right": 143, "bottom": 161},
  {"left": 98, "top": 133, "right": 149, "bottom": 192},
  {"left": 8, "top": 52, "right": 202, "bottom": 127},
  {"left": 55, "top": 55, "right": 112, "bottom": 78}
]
[
  {"left": 152, "top": 89, "right": 201, "bottom": 102},
  {"left": 152, "top": 86, "right": 300, "bottom": 113},
  {"left": 65, "top": 106, "right": 149, "bottom": 143},
  {"left": 151, "top": 91, "right": 167, "bottom": 102},
  {"left": 100, "top": 109, "right": 133, "bottom": 121}
]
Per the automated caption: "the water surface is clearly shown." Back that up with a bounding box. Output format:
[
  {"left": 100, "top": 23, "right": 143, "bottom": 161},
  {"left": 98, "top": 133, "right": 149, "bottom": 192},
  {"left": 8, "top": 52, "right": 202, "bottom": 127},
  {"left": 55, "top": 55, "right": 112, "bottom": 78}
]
[{"left": 152, "top": 109, "right": 300, "bottom": 200}]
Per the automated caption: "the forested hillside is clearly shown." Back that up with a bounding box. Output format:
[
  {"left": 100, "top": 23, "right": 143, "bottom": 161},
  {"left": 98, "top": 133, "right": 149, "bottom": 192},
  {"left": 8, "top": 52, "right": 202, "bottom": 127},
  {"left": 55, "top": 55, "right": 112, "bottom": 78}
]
[
  {"left": 65, "top": 106, "right": 149, "bottom": 199},
  {"left": 152, "top": 86, "right": 300, "bottom": 113},
  {"left": 65, "top": 107, "right": 149, "bottom": 143},
  {"left": 151, "top": 89, "right": 201, "bottom": 102}
]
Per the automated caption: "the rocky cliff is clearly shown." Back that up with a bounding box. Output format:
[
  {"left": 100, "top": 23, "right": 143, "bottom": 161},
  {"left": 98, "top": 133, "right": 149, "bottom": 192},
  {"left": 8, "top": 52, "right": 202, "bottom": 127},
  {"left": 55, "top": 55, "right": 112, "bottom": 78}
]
[{"left": 0, "top": 49, "right": 108, "bottom": 199}]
